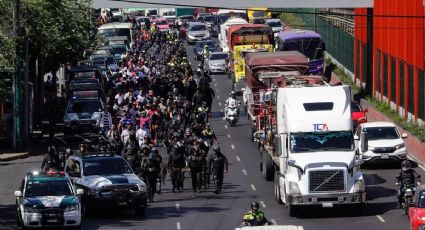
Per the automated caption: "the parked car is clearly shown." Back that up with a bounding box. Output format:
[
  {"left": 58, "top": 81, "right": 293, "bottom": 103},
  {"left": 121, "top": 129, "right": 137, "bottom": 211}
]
[
  {"left": 408, "top": 185, "right": 425, "bottom": 230},
  {"left": 204, "top": 52, "right": 228, "bottom": 74},
  {"left": 355, "top": 121, "right": 408, "bottom": 164},
  {"left": 193, "top": 40, "right": 218, "bottom": 60},
  {"left": 15, "top": 171, "right": 83, "bottom": 229},
  {"left": 64, "top": 153, "right": 147, "bottom": 216},
  {"left": 186, "top": 22, "right": 210, "bottom": 45},
  {"left": 351, "top": 101, "right": 368, "bottom": 130}
]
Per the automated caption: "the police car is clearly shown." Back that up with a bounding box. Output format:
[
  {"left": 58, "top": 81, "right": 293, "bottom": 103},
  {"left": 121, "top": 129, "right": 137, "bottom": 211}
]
[
  {"left": 15, "top": 170, "right": 83, "bottom": 229},
  {"left": 64, "top": 153, "right": 147, "bottom": 216}
]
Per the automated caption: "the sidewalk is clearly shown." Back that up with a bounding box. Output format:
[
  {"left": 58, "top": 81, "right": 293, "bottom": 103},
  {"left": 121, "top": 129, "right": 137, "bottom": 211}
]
[{"left": 0, "top": 152, "right": 31, "bottom": 162}]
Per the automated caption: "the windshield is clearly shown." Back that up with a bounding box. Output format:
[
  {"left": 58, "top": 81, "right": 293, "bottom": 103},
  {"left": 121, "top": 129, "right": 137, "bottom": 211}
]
[
  {"left": 190, "top": 25, "right": 206, "bottom": 31},
  {"left": 83, "top": 158, "right": 133, "bottom": 176},
  {"left": 156, "top": 20, "right": 168, "bottom": 25},
  {"left": 253, "top": 11, "right": 265, "bottom": 17},
  {"left": 74, "top": 71, "right": 97, "bottom": 79},
  {"left": 100, "top": 28, "right": 131, "bottom": 42},
  {"left": 417, "top": 191, "right": 425, "bottom": 208},
  {"left": 25, "top": 180, "right": 73, "bottom": 197},
  {"left": 210, "top": 53, "right": 227, "bottom": 60},
  {"left": 283, "top": 38, "right": 323, "bottom": 60},
  {"left": 67, "top": 100, "right": 102, "bottom": 114},
  {"left": 204, "top": 16, "right": 215, "bottom": 22},
  {"left": 363, "top": 127, "right": 399, "bottom": 140},
  {"left": 290, "top": 131, "right": 354, "bottom": 153},
  {"left": 111, "top": 46, "right": 126, "bottom": 54},
  {"left": 268, "top": 21, "right": 282, "bottom": 27}
]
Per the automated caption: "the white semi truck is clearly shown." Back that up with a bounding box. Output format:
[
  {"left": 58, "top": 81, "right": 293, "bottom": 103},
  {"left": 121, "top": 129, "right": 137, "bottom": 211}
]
[{"left": 259, "top": 85, "right": 365, "bottom": 216}]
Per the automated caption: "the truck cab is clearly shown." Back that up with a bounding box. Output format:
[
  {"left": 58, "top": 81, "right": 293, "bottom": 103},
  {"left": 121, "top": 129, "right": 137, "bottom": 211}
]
[{"left": 269, "top": 85, "right": 365, "bottom": 216}]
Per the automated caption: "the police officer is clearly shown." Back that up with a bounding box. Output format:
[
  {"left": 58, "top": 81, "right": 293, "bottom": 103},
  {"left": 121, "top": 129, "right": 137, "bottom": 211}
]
[
  {"left": 41, "top": 146, "right": 61, "bottom": 172},
  {"left": 168, "top": 141, "right": 186, "bottom": 192},
  {"left": 201, "top": 123, "right": 217, "bottom": 146},
  {"left": 209, "top": 145, "right": 228, "bottom": 194},
  {"left": 396, "top": 160, "right": 421, "bottom": 207},
  {"left": 140, "top": 146, "right": 157, "bottom": 202},
  {"left": 122, "top": 133, "right": 141, "bottom": 172},
  {"left": 187, "top": 147, "right": 207, "bottom": 192},
  {"left": 242, "top": 202, "right": 269, "bottom": 226}
]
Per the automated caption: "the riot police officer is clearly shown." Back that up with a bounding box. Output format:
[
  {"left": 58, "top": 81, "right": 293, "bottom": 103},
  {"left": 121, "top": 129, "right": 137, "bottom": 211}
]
[
  {"left": 122, "top": 132, "right": 141, "bottom": 172},
  {"left": 41, "top": 146, "right": 61, "bottom": 172},
  {"left": 187, "top": 147, "right": 207, "bottom": 192},
  {"left": 168, "top": 141, "right": 186, "bottom": 192},
  {"left": 209, "top": 145, "right": 228, "bottom": 194}
]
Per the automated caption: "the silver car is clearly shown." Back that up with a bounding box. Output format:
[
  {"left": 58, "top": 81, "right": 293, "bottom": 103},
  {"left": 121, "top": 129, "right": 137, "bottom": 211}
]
[
  {"left": 186, "top": 22, "right": 210, "bottom": 45},
  {"left": 204, "top": 52, "right": 228, "bottom": 75}
]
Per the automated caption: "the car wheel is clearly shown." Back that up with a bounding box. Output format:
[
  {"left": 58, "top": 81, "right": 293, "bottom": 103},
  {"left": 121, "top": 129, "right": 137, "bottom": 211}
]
[{"left": 135, "top": 206, "right": 146, "bottom": 217}]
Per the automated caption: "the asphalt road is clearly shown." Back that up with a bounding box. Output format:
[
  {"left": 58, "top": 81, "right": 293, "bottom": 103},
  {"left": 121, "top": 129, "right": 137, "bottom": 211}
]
[{"left": 0, "top": 37, "right": 422, "bottom": 230}]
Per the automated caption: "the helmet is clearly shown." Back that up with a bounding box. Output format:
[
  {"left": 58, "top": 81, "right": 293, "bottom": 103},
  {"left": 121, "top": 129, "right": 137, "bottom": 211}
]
[
  {"left": 251, "top": 202, "right": 260, "bottom": 210},
  {"left": 212, "top": 145, "right": 220, "bottom": 152},
  {"left": 401, "top": 160, "right": 412, "bottom": 168},
  {"left": 151, "top": 147, "right": 159, "bottom": 155},
  {"left": 229, "top": 91, "right": 236, "bottom": 97}
]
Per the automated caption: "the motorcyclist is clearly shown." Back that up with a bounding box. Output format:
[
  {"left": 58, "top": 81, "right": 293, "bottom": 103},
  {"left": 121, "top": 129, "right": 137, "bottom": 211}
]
[
  {"left": 208, "top": 145, "right": 228, "bottom": 194},
  {"left": 41, "top": 146, "right": 61, "bottom": 172},
  {"left": 396, "top": 160, "right": 421, "bottom": 208},
  {"left": 187, "top": 147, "right": 207, "bottom": 192},
  {"left": 168, "top": 141, "right": 186, "bottom": 192},
  {"left": 224, "top": 91, "right": 240, "bottom": 120},
  {"left": 242, "top": 202, "right": 270, "bottom": 226}
]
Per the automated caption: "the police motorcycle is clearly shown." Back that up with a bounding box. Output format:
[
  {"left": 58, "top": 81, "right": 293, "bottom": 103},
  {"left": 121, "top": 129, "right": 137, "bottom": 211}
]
[
  {"left": 225, "top": 92, "right": 241, "bottom": 126},
  {"left": 396, "top": 160, "right": 421, "bottom": 214}
]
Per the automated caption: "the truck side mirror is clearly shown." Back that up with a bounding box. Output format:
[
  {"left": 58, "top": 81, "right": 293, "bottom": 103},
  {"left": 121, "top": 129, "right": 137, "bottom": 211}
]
[{"left": 361, "top": 132, "right": 368, "bottom": 153}]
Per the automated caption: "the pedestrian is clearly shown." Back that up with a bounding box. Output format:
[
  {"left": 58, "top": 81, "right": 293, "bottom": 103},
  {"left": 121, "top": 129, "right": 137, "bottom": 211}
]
[{"left": 208, "top": 145, "right": 228, "bottom": 194}]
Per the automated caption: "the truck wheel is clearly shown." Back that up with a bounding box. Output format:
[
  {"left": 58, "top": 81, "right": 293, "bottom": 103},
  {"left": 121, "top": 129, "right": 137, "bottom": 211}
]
[
  {"left": 274, "top": 172, "right": 283, "bottom": 204},
  {"left": 288, "top": 204, "right": 298, "bottom": 217},
  {"left": 262, "top": 152, "right": 274, "bottom": 181}
]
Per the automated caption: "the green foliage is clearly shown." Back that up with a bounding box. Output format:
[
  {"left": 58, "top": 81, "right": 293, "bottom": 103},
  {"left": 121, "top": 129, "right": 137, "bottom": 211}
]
[
  {"left": 0, "top": 0, "right": 16, "bottom": 73},
  {"left": 367, "top": 97, "right": 425, "bottom": 142},
  {"left": 279, "top": 12, "right": 306, "bottom": 29}
]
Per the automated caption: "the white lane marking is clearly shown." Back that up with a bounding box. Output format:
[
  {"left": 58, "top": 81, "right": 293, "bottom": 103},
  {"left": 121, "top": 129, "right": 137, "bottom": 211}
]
[
  {"left": 214, "top": 83, "right": 218, "bottom": 87},
  {"left": 250, "top": 184, "right": 256, "bottom": 191},
  {"left": 242, "top": 169, "right": 248, "bottom": 176},
  {"left": 231, "top": 144, "right": 236, "bottom": 149},
  {"left": 376, "top": 215, "right": 385, "bottom": 223},
  {"left": 213, "top": 78, "right": 216, "bottom": 81},
  {"left": 177, "top": 222, "right": 181, "bottom": 230},
  {"left": 176, "top": 203, "right": 180, "bottom": 211},
  {"left": 227, "top": 134, "right": 231, "bottom": 139},
  {"left": 260, "top": 200, "right": 266, "bottom": 208},
  {"left": 222, "top": 117, "right": 226, "bottom": 121},
  {"left": 218, "top": 102, "right": 222, "bottom": 106},
  {"left": 224, "top": 125, "right": 228, "bottom": 129},
  {"left": 297, "top": 227, "right": 304, "bottom": 230},
  {"left": 270, "top": 219, "right": 277, "bottom": 225},
  {"left": 236, "top": 156, "right": 241, "bottom": 161},
  {"left": 217, "top": 95, "right": 220, "bottom": 100}
]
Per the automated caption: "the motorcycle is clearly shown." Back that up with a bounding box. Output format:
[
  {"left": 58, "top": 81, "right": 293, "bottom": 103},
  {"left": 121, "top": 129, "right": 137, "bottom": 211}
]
[
  {"left": 225, "top": 99, "right": 240, "bottom": 126},
  {"left": 401, "top": 184, "right": 416, "bottom": 214}
]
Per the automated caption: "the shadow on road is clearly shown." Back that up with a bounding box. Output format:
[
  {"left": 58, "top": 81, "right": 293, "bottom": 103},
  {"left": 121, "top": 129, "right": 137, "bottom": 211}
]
[
  {"left": 366, "top": 186, "right": 397, "bottom": 201},
  {"left": 0, "top": 204, "right": 17, "bottom": 229}
]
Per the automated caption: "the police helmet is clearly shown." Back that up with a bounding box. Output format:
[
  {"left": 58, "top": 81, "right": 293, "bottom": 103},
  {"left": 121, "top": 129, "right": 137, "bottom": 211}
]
[
  {"left": 230, "top": 91, "right": 236, "bottom": 97},
  {"left": 401, "top": 160, "right": 412, "bottom": 168},
  {"left": 251, "top": 202, "right": 260, "bottom": 210}
]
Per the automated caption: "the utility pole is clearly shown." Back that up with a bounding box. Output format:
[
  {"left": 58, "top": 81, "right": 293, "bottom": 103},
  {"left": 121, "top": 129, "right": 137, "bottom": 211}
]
[
  {"left": 365, "top": 8, "right": 374, "bottom": 96},
  {"left": 12, "top": 0, "right": 22, "bottom": 151},
  {"left": 22, "top": 39, "right": 30, "bottom": 147}
]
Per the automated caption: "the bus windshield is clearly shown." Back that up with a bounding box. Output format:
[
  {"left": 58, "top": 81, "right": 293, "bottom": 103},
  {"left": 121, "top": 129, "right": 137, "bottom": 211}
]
[{"left": 282, "top": 38, "right": 323, "bottom": 60}]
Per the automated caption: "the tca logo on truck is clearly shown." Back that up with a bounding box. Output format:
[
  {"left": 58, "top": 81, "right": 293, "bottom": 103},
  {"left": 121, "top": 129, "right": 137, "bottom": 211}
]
[{"left": 313, "top": 123, "right": 329, "bottom": 131}]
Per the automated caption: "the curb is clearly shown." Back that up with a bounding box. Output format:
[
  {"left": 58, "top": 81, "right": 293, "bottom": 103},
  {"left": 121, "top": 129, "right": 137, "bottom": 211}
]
[{"left": 0, "top": 152, "right": 31, "bottom": 162}]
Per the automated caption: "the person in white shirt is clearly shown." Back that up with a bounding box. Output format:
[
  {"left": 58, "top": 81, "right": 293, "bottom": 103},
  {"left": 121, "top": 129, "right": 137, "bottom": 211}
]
[
  {"left": 136, "top": 126, "right": 151, "bottom": 147},
  {"left": 115, "top": 92, "right": 124, "bottom": 106}
]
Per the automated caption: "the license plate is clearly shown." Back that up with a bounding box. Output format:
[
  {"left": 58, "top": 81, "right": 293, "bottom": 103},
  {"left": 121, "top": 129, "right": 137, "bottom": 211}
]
[
  {"left": 47, "top": 219, "right": 58, "bottom": 223},
  {"left": 322, "top": 202, "right": 333, "bottom": 208},
  {"left": 381, "top": 154, "right": 389, "bottom": 159}
]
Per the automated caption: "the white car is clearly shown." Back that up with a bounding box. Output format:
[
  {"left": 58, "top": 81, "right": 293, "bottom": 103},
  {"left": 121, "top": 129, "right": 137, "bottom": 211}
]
[{"left": 355, "top": 121, "right": 408, "bottom": 163}]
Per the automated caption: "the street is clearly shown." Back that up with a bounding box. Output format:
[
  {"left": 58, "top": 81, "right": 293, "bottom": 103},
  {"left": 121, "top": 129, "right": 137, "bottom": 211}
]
[{"left": 0, "top": 38, "right": 421, "bottom": 230}]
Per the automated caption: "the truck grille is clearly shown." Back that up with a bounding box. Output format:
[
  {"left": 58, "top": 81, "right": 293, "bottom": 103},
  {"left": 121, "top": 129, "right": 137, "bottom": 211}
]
[
  {"left": 309, "top": 170, "right": 345, "bottom": 192},
  {"left": 372, "top": 147, "right": 396, "bottom": 153}
]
